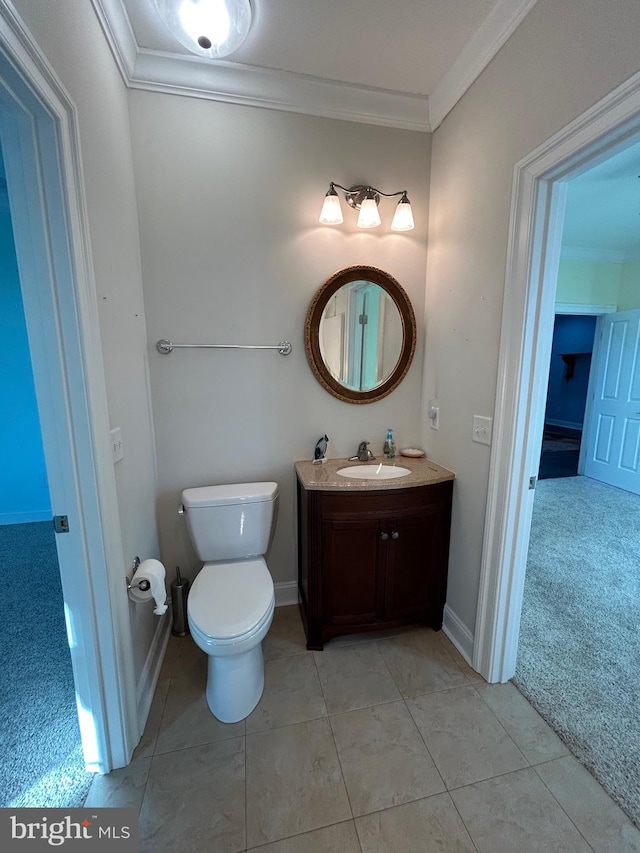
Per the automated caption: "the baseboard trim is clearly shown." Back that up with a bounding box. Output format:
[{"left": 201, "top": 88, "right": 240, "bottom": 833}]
[
  {"left": 135, "top": 612, "right": 171, "bottom": 741},
  {"left": 0, "top": 510, "right": 51, "bottom": 525},
  {"left": 442, "top": 604, "right": 474, "bottom": 665},
  {"left": 275, "top": 581, "right": 299, "bottom": 607},
  {"left": 545, "top": 418, "right": 583, "bottom": 432}
]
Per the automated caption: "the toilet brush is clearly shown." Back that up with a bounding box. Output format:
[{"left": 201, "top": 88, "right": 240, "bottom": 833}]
[{"left": 171, "top": 566, "right": 190, "bottom": 636}]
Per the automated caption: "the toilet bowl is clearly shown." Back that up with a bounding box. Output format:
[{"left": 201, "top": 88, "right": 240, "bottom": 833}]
[
  {"left": 187, "top": 558, "right": 275, "bottom": 722},
  {"left": 181, "top": 482, "right": 278, "bottom": 723}
]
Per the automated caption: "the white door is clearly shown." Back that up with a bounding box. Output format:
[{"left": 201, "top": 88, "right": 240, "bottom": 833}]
[{"left": 582, "top": 309, "right": 640, "bottom": 495}]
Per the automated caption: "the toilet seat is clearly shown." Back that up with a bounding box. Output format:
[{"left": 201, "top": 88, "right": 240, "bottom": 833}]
[
  {"left": 188, "top": 558, "right": 274, "bottom": 640},
  {"left": 189, "top": 597, "right": 274, "bottom": 656}
]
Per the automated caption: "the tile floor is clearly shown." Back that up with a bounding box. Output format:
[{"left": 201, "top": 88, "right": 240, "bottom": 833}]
[{"left": 85, "top": 606, "right": 640, "bottom": 853}]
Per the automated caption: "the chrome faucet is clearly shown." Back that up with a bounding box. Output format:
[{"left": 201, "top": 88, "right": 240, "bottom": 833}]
[{"left": 350, "top": 440, "right": 375, "bottom": 462}]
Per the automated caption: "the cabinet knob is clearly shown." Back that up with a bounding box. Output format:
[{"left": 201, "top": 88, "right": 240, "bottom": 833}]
[
  {"left": 391, "top": 531, "right": 400, "bottom": 539},
  {"left": 381, "top": 532, "right": 389, "bottom": 540}
]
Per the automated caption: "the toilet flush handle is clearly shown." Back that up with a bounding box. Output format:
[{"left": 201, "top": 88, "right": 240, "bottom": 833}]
[{"left": 178, "top": 504, "right": 185, "bottom": 516}]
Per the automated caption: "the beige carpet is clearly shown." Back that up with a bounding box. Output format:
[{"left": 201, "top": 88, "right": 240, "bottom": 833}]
[{"left": 514, "top": 475, "right": 640, "bottom": 827}]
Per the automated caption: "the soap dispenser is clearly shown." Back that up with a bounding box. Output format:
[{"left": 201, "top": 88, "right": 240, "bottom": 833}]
[{"left": 383, "top": 428, "right": 396, "bottom": 459}]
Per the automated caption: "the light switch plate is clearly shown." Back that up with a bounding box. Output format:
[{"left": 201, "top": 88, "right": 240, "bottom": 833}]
[
  {"left": 428, "top": 402, "right": 440, "bottom": 430},
  {"left": 472, "top": 415, "right": 492, "bottom": 445}
]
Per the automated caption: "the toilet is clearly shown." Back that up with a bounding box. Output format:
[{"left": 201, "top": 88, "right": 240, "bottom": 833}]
[{"left": 181, "top": 481, "right": 278, "bottom": 723}]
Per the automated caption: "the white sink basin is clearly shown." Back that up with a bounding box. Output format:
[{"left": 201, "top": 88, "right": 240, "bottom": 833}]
[{"left": 337, "top": 464, "right": 412, "bottom": 480}]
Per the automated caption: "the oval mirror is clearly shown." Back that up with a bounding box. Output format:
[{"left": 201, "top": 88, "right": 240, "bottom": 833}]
[{"left": 305, "top": 266, "right": 416, "bottom": 404}]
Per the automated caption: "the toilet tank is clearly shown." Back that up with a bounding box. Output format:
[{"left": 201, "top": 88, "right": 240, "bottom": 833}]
[{"left": 181, "top": 482, "right": 279, "bottom": 562}]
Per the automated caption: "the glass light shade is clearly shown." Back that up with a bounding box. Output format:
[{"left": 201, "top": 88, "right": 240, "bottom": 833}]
[
  {"left": 390, "top": 200, "right": 415, "bottom": 231},
  {"left": 153, "top": 0, "right": 252, "bottom": 58},
  {"left": 319, "top": 193, "right": 344, "bottom": 225},
  {"left": 357, "top": 197, "right": 382, "bottom": 229}
]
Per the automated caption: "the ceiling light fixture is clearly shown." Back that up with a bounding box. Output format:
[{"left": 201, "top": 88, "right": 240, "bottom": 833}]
[
  {"left": 319, "top": 183, "right": 415, "bottom": 232},
  {"left": 153, "top": 0, "right": 252, "bottom": 59}
]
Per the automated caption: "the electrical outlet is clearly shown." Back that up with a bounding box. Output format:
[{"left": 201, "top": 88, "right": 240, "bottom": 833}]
[
  {"left": 428, "top": 405, "right": 440, "bottom": 430},
  {"left": 110, "top": 427, "right": 124, "bottom": 463},
  {"left": 472, "top": 415, "right": 492, "bottom": 445}
]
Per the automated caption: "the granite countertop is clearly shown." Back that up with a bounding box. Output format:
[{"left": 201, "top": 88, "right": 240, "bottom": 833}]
[{"left": 295, "top": 455, "right": 455, "bottom": 491}]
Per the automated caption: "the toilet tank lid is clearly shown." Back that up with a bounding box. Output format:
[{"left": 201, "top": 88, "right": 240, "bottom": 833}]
[{"left": 182, "top": 482, "right": 278, "bottom": 508}]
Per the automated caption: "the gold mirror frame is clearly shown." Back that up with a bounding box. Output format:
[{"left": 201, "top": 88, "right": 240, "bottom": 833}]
[{"left": 304, "top": 265, "right": 416, "bottom": 404}]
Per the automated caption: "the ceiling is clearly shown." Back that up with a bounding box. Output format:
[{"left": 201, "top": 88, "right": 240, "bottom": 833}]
[
  {"left": 92, "top": 0, "right": 539, "bottom": 131},
  {"left": 562, "top": 139, "right": 640, "bottom": 260},
  {"left": 5, "top": 2, "right": 638, "bottom": 258}
]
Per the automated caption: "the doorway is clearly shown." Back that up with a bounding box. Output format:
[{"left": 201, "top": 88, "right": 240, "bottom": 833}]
[
  {"left": 0, "top": 9, "right": 138, "bottom": 778},
  {"left": 473, "top": 70, "right": 640, "bottom": 684},
  {"left": 512, "top": 139, "right": 640, "bottom": 822}
]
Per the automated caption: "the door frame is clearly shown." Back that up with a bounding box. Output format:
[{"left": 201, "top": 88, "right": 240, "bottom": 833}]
[
  {"left": 473, "top": 70, "right": 640, "bottom": 683},
  {"left": 0, "top": 3, "right": 138, "bottom": 770}
]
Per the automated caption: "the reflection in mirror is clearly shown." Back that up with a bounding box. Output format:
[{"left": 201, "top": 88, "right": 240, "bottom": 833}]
[
  {"left": 320, "top": 281, "right": 402, "bottom": 392},
  {"left": 305, "top": 266, "right": 416, "bottom": 404}
]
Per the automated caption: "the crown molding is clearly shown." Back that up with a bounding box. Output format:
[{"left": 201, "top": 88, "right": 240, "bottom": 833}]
[
  {"left": 131, "top": 49, "right": 431, "bottom": 130},
  {"left": 91, "top": 0, "right": 137, "bottom": 79},
  {"left": 428, "top": 0, "right": 539, "bottom": 130},
  {"left": 92, "top": 0, "right": 537, "bottom": 132}
]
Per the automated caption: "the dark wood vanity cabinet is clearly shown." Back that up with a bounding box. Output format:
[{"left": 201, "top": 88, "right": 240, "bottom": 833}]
[{"left": 297, "top": 479, "right": 453, "bottom": 650}]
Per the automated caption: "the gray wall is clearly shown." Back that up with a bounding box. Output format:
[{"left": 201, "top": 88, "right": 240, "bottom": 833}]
[
  {"left": 128, "top": 91, "right": 431, "bottom": 585},
  {"left": 421, "top": 0, "right": 640, "bottom": 635}
]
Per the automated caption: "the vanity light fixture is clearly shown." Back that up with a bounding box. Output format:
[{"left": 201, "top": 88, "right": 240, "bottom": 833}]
[
  {"left": 319, "top": 183, "right": 415, "bottom": 232},
  {"left": 152, "top": 0, "right": 252, "bottom": 59}
]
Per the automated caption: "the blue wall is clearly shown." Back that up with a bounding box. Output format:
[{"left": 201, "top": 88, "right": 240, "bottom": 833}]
[
  {"left": 544, "top": 314, "right": 597, "bottom": 430},
  {"left": 0, "top": 198, "right": 51, "bottom": 524}
]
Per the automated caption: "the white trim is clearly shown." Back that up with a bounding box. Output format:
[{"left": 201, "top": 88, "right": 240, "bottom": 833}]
[
  {"left": 136, "top": 614, "right": 171, "bottom": 725},
  {"left": 544, "top": 418, "right": 583, "bottom": 432},
  {"left": 560, "top": 245, "right": 627, "bottom": 263},
  {"left": 130, "top": 50, "right": 431, "bottom": 131},
  {"left": 555, "top": 302, "right": 617, "bottom": 315},
  {"left": 474, "top": 71, "right": 640, "bottom": 683},
  {"left": 91, "top": 0, "right": 537, "bottom": 132},
  {"left": 275, "top": 581, "right": 299, "bottom": 608},
  {"left": 442, "top": 604, "right": 474, "bottom": 665},
  {"left": 0, "top": 0, "right": 138, "bottom": 771},
  {"left": 90, "top": 0, "right": 137, "bottom": 81},
  {"left": 0, "top": 511, "right": 51, "bottom": 524},
  {"left": 428, "top": 0, "right": 539, "bottom": 130},
  {"left": 473, "top": 173, "right": 568, "bottom": 683}
]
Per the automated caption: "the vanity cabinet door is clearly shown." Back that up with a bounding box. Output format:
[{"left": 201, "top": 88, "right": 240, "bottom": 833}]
[
  {"left": 383, "top": 507, "right": 443, "bottom": 624},
  {"left": 296, "top": 477, "right": 453, "bottom": 649},
  {"left": 321, "top": 518, "right": 384, "bottom": 626}
]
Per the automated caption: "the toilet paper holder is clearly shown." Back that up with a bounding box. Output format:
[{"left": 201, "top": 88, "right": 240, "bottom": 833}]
[{"left": 126, "top": 556, "right": 151, "bottom": 592}]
